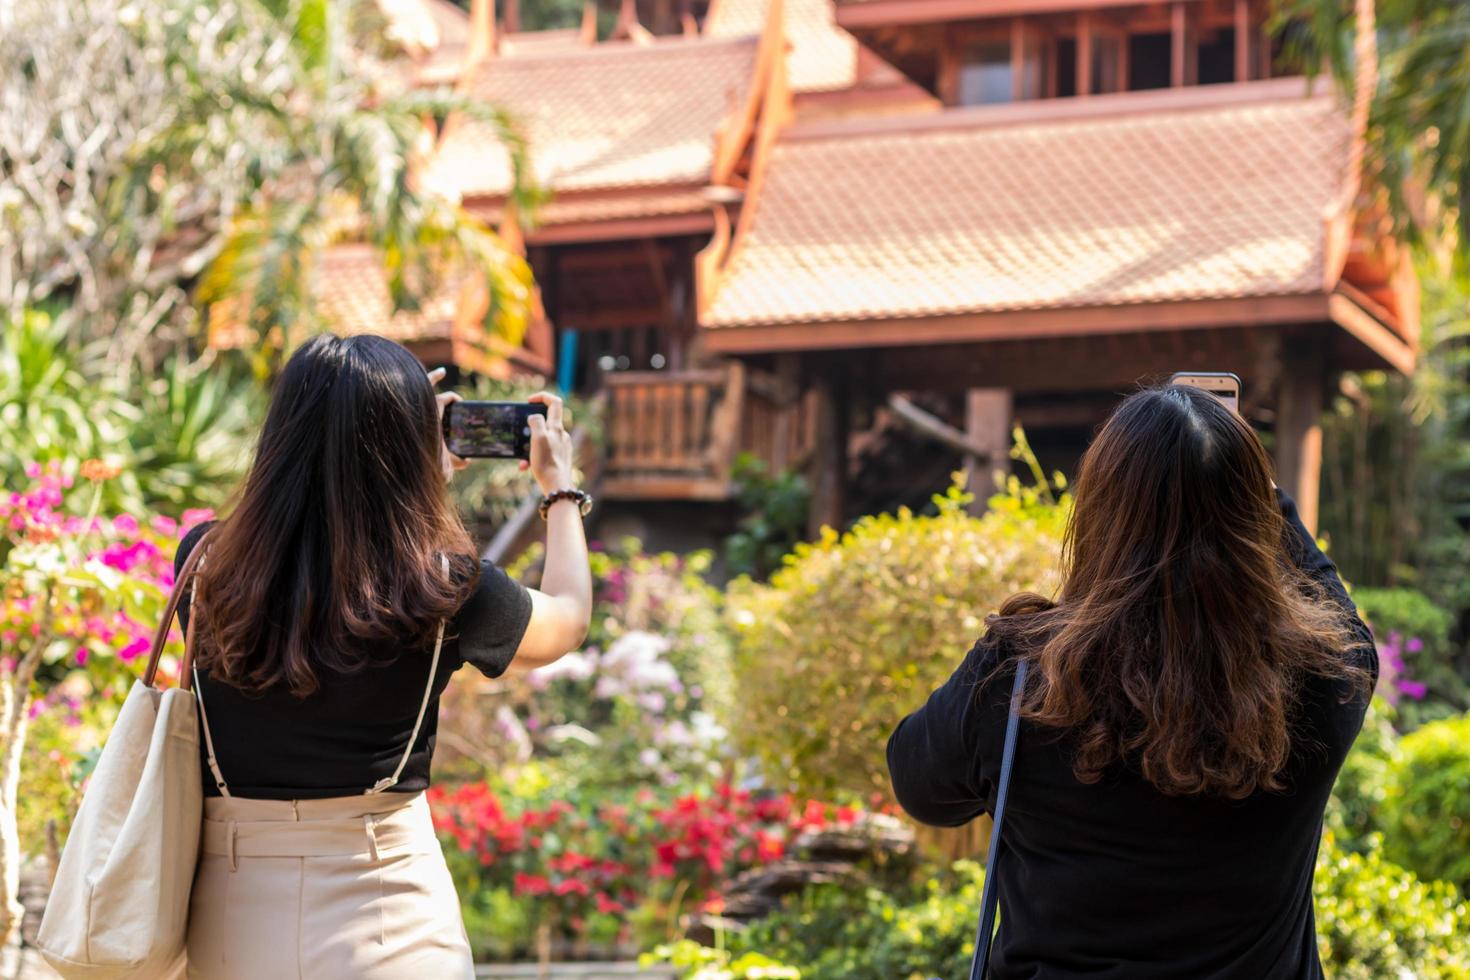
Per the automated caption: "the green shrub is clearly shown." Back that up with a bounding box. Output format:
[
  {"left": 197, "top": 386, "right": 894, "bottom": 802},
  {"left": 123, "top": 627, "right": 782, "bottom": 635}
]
[
  {"left": 1354, "top": 587, "right": 1466, "bottom": 726},
  {"left": 1382, "top": 713, "right": 1470, "bottom": 893},
  {"left": 724, "top": 454, "right": 810, "bottom": 581},
  {"left": 732, "top": 862, "right": 985, "bottom": 980},
  {"left": 1326, "top": 697, "right": 1399, "bottom": 849},
  {"left": 642, "top": 940, "right": 802, "bottom": 979},
  {"left": 1314, "top": 833, "right": 1470, "bottom": 979},
  {"left": 725, "top": 480, "right": 1066, "bottom": 800},
  {"left": 696, "top": 839, "right": 1470, "bottom": 978}
]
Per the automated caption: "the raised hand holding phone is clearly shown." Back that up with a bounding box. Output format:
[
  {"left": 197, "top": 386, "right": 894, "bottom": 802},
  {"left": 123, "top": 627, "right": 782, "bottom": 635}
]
[
  {"left": 1169, "top": 371, "right": 1241, "bottom": 415},
  {"left": 522, "top": 392, "right": 576, "bottom": 494}
]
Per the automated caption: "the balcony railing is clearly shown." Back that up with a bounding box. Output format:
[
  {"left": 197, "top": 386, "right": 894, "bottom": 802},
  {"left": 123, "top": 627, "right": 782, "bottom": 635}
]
[{"left": 600, "top": 363, "right": 814, "bottom": 501}]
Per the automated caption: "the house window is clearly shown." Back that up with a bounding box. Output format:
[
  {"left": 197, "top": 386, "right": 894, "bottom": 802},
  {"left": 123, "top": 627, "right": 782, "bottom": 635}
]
[
  {"left": 1128, "top": 33, "right": 1172, "bottom": 90},
  {"left": 957, "top": 42, "right": 1014, "bottom": 105}
]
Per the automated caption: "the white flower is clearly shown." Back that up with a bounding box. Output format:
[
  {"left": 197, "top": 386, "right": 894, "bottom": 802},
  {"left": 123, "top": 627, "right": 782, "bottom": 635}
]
[{"left": 529, "top": 650, "right": 597, "bottom": 689}]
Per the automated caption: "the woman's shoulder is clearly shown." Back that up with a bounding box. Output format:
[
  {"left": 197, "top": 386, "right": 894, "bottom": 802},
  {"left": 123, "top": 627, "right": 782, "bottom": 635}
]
[{"left": 173, "top": 519, "right": 220, "bottom": 576}]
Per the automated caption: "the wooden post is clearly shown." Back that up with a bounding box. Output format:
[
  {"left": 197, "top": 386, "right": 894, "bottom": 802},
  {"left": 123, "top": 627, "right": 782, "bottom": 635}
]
[
  {"left": 1170, "top": 2, "right": 1191, "bottom": 87},
  {"left": 1011, "top": 18, "right": 1027, "bottom": 101},
  {"left": 1077, "top": 12, "right": 1093, "bottom": 97},
  {"left": 1276, "top": 341, "right": 1329, "bottom": 536},
  {"left": 807, "top": 374, "right": 848, "bottom": 538},
  {"left": 469, "top": 0, "right": 496, "bottom": 61},
  {"left": 963, "top": 389, "right": 1013, "bottom": 515},
  {"left": 1234, "top": 0, "right": 1251, "bottom": 82}
]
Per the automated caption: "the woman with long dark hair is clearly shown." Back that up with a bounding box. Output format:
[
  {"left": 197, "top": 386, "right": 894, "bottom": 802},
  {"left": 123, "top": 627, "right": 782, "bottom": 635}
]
[
  {"left": 888, "top": 384, "right": 1375, "bottom": 978},
  {"left": 175, "top": 334, "right": 592, "bottom": 978}
]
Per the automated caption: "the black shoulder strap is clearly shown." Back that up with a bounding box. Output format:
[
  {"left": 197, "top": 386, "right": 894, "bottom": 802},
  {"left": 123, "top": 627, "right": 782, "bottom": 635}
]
[{"left": 968, "top": 659, "right": 1028, "bottom": 980}]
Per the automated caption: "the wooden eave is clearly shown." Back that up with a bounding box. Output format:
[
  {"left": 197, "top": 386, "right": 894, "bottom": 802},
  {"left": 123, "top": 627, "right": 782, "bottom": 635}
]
[
  {"left": 702, "top": 291, "right": 1416, "bottom": 375},
  {"left": 834, "top": 0, "right": 1208, "bottom": 31}
]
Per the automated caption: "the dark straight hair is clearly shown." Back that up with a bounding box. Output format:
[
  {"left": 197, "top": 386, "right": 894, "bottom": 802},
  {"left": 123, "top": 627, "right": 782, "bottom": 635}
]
[
  {"left": 987, "top": 384, "right": 1370, "bottom": 799},
  {"left": 194, "top": 334, "right": 478, "bottom": 697}
]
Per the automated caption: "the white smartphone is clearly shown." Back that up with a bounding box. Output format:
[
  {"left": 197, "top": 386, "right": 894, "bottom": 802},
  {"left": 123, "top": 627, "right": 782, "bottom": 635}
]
[{"left": 1169, "top": 372, "right": 1241, "bottom": 415}]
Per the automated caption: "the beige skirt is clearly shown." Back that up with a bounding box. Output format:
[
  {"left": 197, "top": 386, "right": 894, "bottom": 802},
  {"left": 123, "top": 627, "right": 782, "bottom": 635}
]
[{"left": 186, "top": 791, "right": 474, "bottom": 980}]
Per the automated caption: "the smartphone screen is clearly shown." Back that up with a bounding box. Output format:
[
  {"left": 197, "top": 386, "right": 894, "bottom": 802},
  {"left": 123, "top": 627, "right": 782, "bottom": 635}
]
[
  {"left": 1169, "top": 372, "right": 1241, "bottom": 415},
  {"left": 442, "top": 401, "right": 547, "bottom": 459}
]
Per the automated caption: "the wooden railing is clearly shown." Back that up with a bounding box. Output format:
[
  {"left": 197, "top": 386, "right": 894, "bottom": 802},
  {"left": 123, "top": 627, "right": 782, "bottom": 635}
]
[{"left": 601, "top": 363, "right": 811, "bottom": 501}]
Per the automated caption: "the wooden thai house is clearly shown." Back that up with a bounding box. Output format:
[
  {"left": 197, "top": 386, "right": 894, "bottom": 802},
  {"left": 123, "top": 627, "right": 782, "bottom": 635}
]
[{"left": 351, "top": 0, "right": 1420, "bottom": 542}]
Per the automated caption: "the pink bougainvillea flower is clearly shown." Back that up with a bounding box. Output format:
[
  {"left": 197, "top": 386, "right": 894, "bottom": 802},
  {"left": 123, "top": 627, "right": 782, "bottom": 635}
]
[
  {"left": 117, "top": 636, "right": 150, "bottom": 662},
  {"left": 180, "top": 509, "right": 215, "bottom": 530}
]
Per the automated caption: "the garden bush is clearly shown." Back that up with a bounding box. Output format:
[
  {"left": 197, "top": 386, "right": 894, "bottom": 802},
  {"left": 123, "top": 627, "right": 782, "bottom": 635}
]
[
  {"left": 429, "top": 779, "right": 874, "bottom": 960},
  {"left": 436, "top": 541, "right": 734, "bottom": 793},
  {"left": 1314, "top": 832, "right": 1470, "bottom": 979},
  {"left": 675, "top": 836, "right": 1470, "bottom": 979},
  {"left": 725, "top": 480, "right": 1066, "bottom": 800},
  {"left": 1355, "top": 586, "right": 1466, "bottom": 727},
  {"left": 1325, "top": 697, "right": 1399, "bottom": 850},
  {"left": 1381, "top": 713, "right": 1470, "bottom": 893}
]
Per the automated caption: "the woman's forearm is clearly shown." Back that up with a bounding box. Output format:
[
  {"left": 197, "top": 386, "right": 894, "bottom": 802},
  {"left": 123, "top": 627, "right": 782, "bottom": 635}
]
[{"left": 540, "top": 498, "right": 592, "bottom": 624}]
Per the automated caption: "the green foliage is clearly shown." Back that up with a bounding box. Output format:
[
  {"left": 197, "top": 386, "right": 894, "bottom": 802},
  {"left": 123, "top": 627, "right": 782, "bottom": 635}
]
[
  {"left": 725, "top": 479, "right": 1066, "bottom": 799},
  {"left": 1381, "top": 713, "right": 1470, "bottom": 893},
  {"left": 724, "top": 454, "right": 810, "bottom": 581},
  {"left": 699, "top": 840, "right": 1470, "bottom": 979},
  {"left": 0, "top": 313, "right": 131, "bottom": 488},
  {"left": 0, "top": 311, "right": 258, "bottom": 511},
  {"left": 1326, "top": 698, "right": 1399, "bottom": 850},
  {"left": 1314, "top": 832, "right": 1470, "bottom": 979},
  {"left": 1272, "top": 0, "right": 1470, "bottom": 254},
  {"left": 113, "top": 354, "right": 261, "bottom": 511},
  {"left": 642, "top": 940, "right": 802, "bottom": 979}
]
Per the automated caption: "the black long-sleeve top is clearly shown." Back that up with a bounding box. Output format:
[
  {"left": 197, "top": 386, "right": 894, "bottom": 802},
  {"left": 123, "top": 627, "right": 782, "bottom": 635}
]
[{"left": 887, "top": 491, "right": 1377, "bottom": 980}]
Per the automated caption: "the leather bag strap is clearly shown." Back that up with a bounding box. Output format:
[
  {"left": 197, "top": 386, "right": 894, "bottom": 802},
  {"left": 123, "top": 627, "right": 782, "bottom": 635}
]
[
  {"left": 967, "top": 659, "right": 1028, "bottom": 980},
  {"left": 142, "top": 528, "right": 215, "bottom": 692}
]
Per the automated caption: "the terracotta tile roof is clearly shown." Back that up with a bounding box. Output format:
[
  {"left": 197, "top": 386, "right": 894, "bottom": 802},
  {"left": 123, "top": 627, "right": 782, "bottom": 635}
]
[
  {"left": 422, "top": 37, "right": 759, "bottom": 205},
  {"left": 704, "top": 84, "right": 1352, "bottom": 328},
  {"left": 499, "top": 28, "right": 590, "bottom": 57},
  {"left": 210, "top": 244, "right": 461, "bottom": 348},
  {"left": 707, "top": 0, "right": 857, "bottom": 93}
]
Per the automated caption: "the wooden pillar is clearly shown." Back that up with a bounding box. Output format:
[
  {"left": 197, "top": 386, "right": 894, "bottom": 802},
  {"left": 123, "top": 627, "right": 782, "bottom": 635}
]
[
  {"left": 1276, "top": 340, "right": 1329, "bottom": 536},
  {"left": 1077, "top": 12, "right": 1093, "bottom": 97},
  {"left": 1011, "top": 18, "right": 1027, "bottom": 101},
  {"left": 1171, "top": 2, "right": 1196, "bottom": 87},
  {"left": 807, "top": 373, "right": 849, "bottom": 538},
  {"left": 963, "top": 389, "right": 1014, "bottom": 515},
  {"left": 469, "top": 0, "right": 496, "bottom": 61},
  {"left": 1234, "top": 0, "right": 1251, "bottom": 82}
]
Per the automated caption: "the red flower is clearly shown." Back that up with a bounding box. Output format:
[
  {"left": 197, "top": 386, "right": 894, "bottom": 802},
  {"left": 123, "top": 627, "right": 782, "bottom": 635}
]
[{"left": 514, "top": 873, "right": 551, "bottom": 897}]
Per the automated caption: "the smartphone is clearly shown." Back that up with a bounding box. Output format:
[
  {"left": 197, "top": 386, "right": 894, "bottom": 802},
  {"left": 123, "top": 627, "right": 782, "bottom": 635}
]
[
  {"left": 442, "top": 401, "right": 547, "bottom": 459},
  {"left": 1169, "top": 372, "right": 1241, "bottom": 415}
]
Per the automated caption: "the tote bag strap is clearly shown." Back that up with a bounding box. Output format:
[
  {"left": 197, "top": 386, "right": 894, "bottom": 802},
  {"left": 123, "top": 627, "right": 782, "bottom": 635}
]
[
  {"left": 967, "top": 659, "right": 1028, "bottom": 980},
  {"left": 365, "top": 553, "right": 450, "bottom": 796},
  {"left": 142, "top": 528, "right": 216, "bottom": 691}
]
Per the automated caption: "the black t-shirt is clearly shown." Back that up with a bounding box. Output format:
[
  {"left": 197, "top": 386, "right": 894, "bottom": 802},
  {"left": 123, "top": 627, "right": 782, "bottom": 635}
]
[
  {"left": 174, "top": 521, "right": 532, "bottom": 799},
  {"left": 887, "top": 491, "right": 1377, "bottom": 980}
]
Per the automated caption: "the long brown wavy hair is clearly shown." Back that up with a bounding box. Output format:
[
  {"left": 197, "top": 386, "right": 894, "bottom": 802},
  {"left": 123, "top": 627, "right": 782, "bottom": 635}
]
[
  {"left": 193, "top": 334, "right": 478, "bottom": 697},
  {"left": 987, "top": 385, "right": 1369, "bottom": 799}
]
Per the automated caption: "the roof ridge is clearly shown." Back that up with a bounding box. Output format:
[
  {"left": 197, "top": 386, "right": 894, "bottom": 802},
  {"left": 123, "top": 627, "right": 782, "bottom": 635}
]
[
  {"left": 783, "top": 76, "right": 1335, "bottom": 143},
  {"left": 474, "top": 31, "right": 759, "bottom": 67}
]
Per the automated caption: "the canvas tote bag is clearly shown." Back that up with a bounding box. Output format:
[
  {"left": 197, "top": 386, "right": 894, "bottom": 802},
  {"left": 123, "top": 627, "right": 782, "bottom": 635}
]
[
  {"left": 37, "top": 533, "right": 214, "bottom": 979},
  {"left": 933, "top": 660, "right": 1027, "bottom": 980}
]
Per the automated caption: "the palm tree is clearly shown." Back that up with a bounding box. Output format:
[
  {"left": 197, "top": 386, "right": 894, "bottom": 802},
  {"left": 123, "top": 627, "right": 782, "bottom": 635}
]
[
  {"left": 180, "top": 0, "right": 537, "bottom": 369},
  {"left": 1272, "top": 0, "right": 1470, "bottom": 257},
  {"left": 0, "top": 0, "right": 534, "bottom": 371}
]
